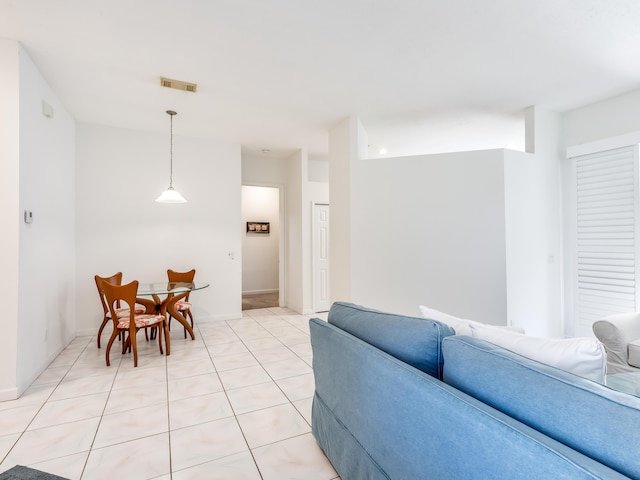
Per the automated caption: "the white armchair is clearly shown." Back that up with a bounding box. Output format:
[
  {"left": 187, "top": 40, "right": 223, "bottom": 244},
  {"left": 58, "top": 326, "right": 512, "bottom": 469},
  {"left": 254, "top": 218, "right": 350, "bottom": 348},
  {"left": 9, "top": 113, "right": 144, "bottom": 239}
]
[{"left": 592, "top": 313, "right": 640, "bottom": 373}]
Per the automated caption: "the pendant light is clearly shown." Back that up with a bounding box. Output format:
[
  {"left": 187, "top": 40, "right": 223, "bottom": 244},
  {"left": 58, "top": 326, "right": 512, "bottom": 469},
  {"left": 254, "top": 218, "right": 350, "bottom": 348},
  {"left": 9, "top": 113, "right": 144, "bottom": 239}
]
[{"left": 156, "top": 110, "right": 187, "bottom": 203}]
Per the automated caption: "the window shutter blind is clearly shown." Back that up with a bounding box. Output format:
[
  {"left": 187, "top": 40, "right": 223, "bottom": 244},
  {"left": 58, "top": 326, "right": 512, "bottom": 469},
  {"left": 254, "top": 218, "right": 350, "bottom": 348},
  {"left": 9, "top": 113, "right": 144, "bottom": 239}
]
[{"left": 575, "top": 145, "right": 640, "bottom": 328}]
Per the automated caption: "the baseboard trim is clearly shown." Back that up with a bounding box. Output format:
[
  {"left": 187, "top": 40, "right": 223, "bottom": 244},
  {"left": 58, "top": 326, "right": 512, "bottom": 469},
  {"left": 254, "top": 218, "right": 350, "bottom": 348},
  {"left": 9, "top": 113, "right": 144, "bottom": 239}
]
[
  {"left": 0, "top": 386, "right": 19, "bottom": 402},
  {"left": 197, "top": 312, "right": 244, "bottom": 322},
  {"left": 242, "top": 289, "right": 278, "bottom": 296}
]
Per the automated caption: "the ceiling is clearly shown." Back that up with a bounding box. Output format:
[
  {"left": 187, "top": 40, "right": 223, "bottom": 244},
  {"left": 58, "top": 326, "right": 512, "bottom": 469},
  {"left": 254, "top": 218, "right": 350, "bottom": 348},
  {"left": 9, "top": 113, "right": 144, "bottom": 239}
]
[{"left": 2, "top": 0, "right": 640, "bottom": 159}]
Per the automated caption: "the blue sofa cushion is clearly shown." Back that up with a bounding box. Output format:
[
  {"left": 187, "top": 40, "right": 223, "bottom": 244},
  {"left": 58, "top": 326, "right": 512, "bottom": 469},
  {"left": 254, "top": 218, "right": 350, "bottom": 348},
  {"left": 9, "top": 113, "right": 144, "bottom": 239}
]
[
  {"left": 443, "top": 335, "right": 640, "bottom": 479},
  {"left": 327, "top": 301, "right": 454, "bottom": 378}
]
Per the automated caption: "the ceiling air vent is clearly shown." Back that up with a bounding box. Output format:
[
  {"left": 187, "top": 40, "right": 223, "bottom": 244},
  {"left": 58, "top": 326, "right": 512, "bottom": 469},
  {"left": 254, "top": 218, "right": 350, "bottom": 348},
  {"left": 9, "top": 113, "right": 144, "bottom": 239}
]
[{"left": 160, "top": 77, "right": 197, "bottom": 93}]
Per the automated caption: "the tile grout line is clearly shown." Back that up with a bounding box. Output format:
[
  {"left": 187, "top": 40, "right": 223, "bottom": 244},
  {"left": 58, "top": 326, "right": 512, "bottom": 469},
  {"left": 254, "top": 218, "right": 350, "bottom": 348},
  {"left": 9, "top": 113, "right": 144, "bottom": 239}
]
[
  {"left": 230, "top": 311, "right": 314, "bottom": 424},
  {"left": 198, "top": 318, "right": 265, "bottom": 480},
  {"left": 164, "top": 332, "right": 173, "bottom": 480},
  {"left": 0, "top": 337, "right": 93, "bottom": 469},
  {"left": 2, "top": 309, "right": 332, "bottom": 479},
  {"left": 79, "top": 338, "right": 126, "bottom": 480}
]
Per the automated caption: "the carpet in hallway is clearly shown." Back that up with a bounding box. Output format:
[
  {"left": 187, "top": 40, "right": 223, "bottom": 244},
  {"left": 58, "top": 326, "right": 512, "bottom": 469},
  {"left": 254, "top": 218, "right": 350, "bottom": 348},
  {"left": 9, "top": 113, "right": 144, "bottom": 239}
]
[{"left": 242, "top": 292, "right": 279, "bottom": 310}]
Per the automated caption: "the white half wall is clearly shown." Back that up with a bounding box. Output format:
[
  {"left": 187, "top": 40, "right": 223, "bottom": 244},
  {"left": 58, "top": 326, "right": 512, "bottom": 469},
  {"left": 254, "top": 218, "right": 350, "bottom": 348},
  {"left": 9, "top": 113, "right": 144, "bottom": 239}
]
[
  {"left": 331, "top": 113, "right": 564, "bottom": 336},
  {"left": 75, "top": 123, "right": 242, "bottom": 334},
  {"left": 350, "top": 149, "right": 509, "bottom": 324}
]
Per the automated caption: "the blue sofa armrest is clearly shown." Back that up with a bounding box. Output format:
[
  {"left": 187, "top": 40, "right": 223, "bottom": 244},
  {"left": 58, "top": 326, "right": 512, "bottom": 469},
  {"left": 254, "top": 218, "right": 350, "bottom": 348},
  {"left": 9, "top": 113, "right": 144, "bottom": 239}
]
[{"left": 327, "top": 301, "right": 455, "bottom": 378}]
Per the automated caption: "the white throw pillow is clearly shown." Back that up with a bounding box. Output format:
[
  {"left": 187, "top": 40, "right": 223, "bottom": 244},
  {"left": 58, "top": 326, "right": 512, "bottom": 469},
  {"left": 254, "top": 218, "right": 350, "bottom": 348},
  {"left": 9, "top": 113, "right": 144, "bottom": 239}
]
[
  {"left": 469, "top": 323, "right": 607, "bottom": 383},
  {"left": 418, "top": 305, "right": 525, "bottom": 336}
]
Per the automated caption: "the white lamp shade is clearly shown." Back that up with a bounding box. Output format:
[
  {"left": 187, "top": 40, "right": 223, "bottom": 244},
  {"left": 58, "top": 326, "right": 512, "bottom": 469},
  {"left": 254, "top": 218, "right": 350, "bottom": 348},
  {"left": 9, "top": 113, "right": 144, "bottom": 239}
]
[{"left": 155, "top": 186, "right": 187, "bottom": 203}]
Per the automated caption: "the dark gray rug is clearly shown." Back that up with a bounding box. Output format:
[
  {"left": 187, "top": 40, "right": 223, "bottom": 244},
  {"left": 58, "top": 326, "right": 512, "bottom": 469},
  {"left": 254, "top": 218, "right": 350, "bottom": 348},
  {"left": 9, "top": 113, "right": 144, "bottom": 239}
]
[{"left": 0, "top": 466, "right": 68, "bottom": 480}]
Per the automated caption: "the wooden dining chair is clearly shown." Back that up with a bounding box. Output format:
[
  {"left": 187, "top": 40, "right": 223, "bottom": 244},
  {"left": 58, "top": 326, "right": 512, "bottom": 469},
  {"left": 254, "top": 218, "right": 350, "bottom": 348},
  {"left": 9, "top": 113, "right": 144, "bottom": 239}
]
[
  {"left": 167, "top": 268, "right": 196, "bottom": 338},
  {"left": 94, "top": 273, "right": 153, "bottom": 348},
  {"left": 102, "top": 280, "right": 169, "bottom": 367}
]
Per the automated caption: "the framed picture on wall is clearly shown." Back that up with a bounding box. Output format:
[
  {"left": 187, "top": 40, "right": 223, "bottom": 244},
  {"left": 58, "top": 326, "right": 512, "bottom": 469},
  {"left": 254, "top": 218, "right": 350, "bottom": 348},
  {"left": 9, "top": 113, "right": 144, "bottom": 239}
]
[{"left": 247, "top": 222, "right": 270, "bottom": 234}]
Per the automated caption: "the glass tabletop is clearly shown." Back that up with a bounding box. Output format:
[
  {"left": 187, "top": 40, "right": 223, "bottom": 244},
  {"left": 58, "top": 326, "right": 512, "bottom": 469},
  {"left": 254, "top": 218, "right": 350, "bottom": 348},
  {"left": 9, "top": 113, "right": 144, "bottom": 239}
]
[{"left": 137, "top": 281, "right": 209, "bottom": 296}]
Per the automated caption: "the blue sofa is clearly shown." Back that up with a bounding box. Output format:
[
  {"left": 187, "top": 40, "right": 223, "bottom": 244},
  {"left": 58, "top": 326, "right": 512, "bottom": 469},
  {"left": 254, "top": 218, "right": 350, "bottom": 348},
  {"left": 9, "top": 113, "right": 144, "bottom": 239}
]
[{"left": 310, "top": 302, "right": 640, "bottom": 479}]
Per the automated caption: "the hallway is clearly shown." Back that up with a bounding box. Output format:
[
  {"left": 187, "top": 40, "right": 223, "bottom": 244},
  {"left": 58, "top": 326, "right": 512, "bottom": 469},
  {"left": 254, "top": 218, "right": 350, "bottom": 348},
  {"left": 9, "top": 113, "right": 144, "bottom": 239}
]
[{"left": 242, "top": 292, "right": 279, "bottom": 311}]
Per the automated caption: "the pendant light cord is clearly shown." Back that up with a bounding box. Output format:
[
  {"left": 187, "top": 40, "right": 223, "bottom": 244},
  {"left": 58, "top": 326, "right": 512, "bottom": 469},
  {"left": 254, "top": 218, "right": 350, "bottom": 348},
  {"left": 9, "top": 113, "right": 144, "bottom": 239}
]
[{"left": 167, "top": 110, "right": 177, "bottom": 188}]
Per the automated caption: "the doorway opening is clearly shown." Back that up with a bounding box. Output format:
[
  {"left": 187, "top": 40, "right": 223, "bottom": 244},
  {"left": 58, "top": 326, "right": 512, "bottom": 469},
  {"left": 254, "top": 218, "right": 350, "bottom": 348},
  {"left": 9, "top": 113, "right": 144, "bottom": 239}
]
[{"left": 241, "top": 185, "right": 282, "bottom": 310}]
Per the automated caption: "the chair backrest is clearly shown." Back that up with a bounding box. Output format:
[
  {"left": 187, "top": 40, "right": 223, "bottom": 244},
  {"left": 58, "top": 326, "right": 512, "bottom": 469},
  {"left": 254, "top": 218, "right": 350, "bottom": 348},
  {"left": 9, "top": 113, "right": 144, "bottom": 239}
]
[
  {"left": 102, "top": 280, "right": 139, "bottom": 330},
  {"left": 167, "top": 269, "right": 196, "bottom": 283},
  {"left": 167, "top": 269, "right": 196, "bottom": 300},
  {"left": 95, "top": 272, "right": 123, "bottom": 315}
]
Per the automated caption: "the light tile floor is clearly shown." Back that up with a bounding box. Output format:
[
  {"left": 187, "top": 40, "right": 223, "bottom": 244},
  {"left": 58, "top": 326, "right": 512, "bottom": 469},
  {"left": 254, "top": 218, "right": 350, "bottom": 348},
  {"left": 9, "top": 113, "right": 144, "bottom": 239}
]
[{"left": 0, "top": 307, "right": 339, "bottom": 480}]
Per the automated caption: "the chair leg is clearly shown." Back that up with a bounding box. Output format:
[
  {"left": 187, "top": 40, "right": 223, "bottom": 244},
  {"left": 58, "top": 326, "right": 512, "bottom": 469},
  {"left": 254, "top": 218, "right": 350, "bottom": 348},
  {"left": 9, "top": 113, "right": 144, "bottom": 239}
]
[
  {"left": 122, "top": 333, "right": 130, "bottom": 354},
  {"left": 105, "top": 328, "right": 120, "bottom": 366},
  {"left": 164, "top": 319, "right": 170, "bottom": 356},
  {"left": 97, "top": 315, "right": 110, "bottom": 349},
  {"left": 179, "top": 309, "right": 192, "bottom": 339},
  {"left": 186, "top": 309, "right": 194, "bottom": 338},
  {"left": 156, "top": 323, "right": 164, "bottom": 355},
  {"left": 131, "top": 329, "right": 138, "bottom": 367}
]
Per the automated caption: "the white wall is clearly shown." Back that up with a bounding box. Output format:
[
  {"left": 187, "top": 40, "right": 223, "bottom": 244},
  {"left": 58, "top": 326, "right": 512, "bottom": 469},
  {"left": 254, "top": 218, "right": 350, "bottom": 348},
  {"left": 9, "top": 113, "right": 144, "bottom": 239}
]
[
  {"left": 309, "top": 159, "right": 329, "bottom": 182},
  {"left": 351, "top": 149, "right": 509, "bottom": 323},
  {"left": 242, "top": 155, "right": 289, "bottom": 185},
  {"left": 18, "top": 44, "right": 77, "bottom": 395},
  {"left": 563, "top": 89, "right": 640, "bottom": 148},
  {"left": 363, "top": 110, "right": 525, "bottom": 158},
  {"left": 285, "top": 150, "right": 305, "bottom": 313},
  {"left": 241, "top": 186, "right": 279, "bottom": 294},
  {"left": 330, "top": 113, "right": 565, "bottom": 335},
  {"left": 328, "top": 118, "right": 362, "bottom": 304},
  {"left": 75, "top": 123, "right": 242, "bottom": 334},
  {"left": 503, "top": 107, "right": 564, "bottom": 337},
  {"left": 0, "top": 39, "right": 21, "bottom": 400},
  {"left": 0, "top": 42, "right": 77, "bottom": 400}
]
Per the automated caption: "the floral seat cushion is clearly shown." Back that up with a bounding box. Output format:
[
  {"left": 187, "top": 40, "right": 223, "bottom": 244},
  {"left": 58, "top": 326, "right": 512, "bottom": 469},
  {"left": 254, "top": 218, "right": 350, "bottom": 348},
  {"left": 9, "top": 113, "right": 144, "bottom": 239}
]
[
  {"left": 117, "top": 314, "right": 165, "bottom": 329},
  {"left": 175, "top": 301, "right": 192, "bottom": 311}
]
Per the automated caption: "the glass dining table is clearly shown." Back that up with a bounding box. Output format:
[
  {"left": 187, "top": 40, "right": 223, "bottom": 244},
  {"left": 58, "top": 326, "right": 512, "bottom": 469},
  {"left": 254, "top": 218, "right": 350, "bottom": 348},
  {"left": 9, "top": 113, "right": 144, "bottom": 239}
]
[{"left": 137, "top": 281, "right": 209, "bottom": 340}]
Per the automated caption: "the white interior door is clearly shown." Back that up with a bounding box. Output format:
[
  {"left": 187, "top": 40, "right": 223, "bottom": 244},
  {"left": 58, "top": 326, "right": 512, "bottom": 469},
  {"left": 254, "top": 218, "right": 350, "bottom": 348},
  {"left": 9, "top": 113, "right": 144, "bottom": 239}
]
[{"left": 313, "top": 203, "right": 330, "bottom": 312}]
